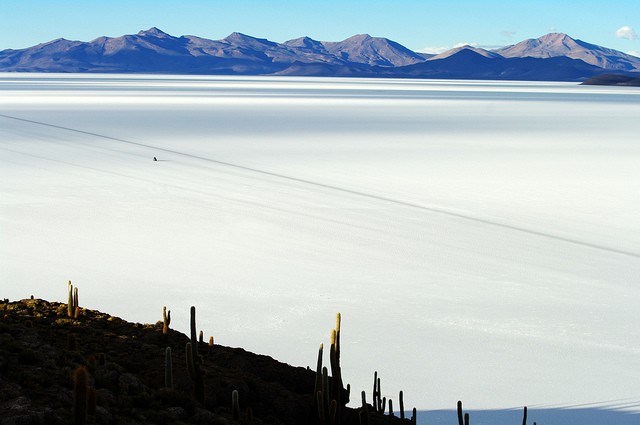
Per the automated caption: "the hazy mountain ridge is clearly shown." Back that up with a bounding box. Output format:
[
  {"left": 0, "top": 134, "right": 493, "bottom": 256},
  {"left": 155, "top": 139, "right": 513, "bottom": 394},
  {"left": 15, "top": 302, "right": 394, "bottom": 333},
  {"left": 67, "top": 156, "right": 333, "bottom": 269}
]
[
  {"left": 2, "top": 28, "right": 639, "bottom": 81},
  {"left": 495, "top": 32, "right": 640, "bottom": 72}
]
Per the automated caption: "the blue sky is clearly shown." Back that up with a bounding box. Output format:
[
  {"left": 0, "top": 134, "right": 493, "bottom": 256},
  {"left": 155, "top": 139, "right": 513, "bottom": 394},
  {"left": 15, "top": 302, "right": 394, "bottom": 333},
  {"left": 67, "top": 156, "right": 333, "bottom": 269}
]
[{"left": 1, "top": 0, "right": 639, "bottom": 55}]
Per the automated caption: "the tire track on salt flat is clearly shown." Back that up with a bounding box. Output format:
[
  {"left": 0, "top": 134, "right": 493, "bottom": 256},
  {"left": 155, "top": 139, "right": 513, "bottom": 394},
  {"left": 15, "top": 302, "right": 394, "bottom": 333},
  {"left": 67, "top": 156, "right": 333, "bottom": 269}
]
[{"left": 2, "top": 113, "right": 639, "bottom": 259}]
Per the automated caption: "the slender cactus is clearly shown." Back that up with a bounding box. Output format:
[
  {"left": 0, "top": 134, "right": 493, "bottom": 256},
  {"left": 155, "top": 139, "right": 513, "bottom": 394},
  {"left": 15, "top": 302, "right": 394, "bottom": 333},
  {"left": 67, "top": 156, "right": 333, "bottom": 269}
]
[
  {"left": 232, "top": 389, "right": 240, "bottom": 421},
  {"left": 186, "top": 306, "right": 204, "bottom": 404},
  {"left": 314, "top": 343, "right": 324, "bottom": 401},
  {"left": 67, "top": 281, "right": 74, "bottom": 318},
  {"left": 330, "top": 313, "right": 347, "bottom": 406},
  {"left": 389, "top": 399, "right": 394, "bottom": 417},
  {"left": 375, "top": 376, "right": 385, "bottom": 412},
  {"left": 190, "top": 306, "right": 198, "bottom": 358},
  {"left": 399, "top": 390, "right": 405, "bottom": 420},
  {"left": 165, "top": 347, "right": 173, "bottom": 389},
  {"left": 73, "top": 287, "right": 79, "bottom": 318},
  {"left": 73, "top": 366, "right": 89, "bottom": 425},
  {"left": 162, "top": 306, "right": 171, "bottom": 335},
  {"left": 457, "top": 400, "right": 464, "bottom": 425},
  {"left": 522, "top": 406, "right": 528, "bottom": 425},
  {"left": 372, "top": 371, "right": 378, "bottom": 412}
]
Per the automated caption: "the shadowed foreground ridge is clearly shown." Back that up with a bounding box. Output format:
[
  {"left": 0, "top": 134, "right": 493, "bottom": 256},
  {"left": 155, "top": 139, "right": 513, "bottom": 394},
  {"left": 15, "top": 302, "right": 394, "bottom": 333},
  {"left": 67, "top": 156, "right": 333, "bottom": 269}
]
[{"left": 0, "top": 297, "right": 411, "bottom": 425}]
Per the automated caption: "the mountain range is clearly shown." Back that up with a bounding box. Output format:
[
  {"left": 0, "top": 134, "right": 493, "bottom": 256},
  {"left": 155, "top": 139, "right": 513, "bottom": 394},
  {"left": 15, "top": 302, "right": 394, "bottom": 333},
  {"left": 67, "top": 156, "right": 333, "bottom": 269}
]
[{"left": 1, "top": 27, "right": 639, "bottom": 81}]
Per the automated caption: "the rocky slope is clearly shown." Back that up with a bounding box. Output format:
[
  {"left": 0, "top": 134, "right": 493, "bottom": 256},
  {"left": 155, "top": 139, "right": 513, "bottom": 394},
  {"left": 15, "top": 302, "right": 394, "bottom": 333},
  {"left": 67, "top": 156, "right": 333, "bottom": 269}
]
[{"left": 0, "top": 297, "right": 413, "bottom": 425}]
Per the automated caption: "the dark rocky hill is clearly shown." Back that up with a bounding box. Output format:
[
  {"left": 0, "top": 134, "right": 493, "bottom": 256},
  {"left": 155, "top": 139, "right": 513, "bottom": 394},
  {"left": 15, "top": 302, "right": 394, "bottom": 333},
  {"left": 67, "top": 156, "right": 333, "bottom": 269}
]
[
  {"left": 0, "top": 297, "right": 414, "bottom": 425},
  {"left": 581, "top": 74, "right": 640, "bottom": 86}
]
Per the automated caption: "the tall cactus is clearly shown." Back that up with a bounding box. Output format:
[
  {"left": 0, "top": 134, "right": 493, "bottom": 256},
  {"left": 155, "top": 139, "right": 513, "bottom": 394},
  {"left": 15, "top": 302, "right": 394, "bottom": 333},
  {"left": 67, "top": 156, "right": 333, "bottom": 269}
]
[
  {"left": 165, "top": 347, "right": 173, "bottom": 390},
  {"left": 67, "top": 281, "right": 74, "bottom": 318},
  {"left": 73, "top": 366, "right": 89, "bottom": 425},
  {"left": 329, "top": 313, "right": 345, "bottom": 406},
  {"left": 372, "top": 371, "right": 378, "bottom": 412},
  {"left": 190, "top": 306, "right": 198, "bottom": 358},
  {"left": 522, "top": 406, "right": 528, "bottom": 425},
  {"left": 232, "top": 389, "right": 240, "bottom": 422},
  {"left": 314, "top": 343, "right": 323, "bottom": 400},
  {"left": 186, "top": 306, "right": 204, "bottom": 404},
  {"left": 67, "top": 281, "right": 80, "bottom": 318},
  {"left": 372, "top": 372, "right": 385, "bottom": 413},
  {"left": 73, "top": 287, "right": 79, "bottom": 318},
  {"left": 314, "top": 313, "right": 349, "bottom": 425},
  {"left": 457, "top": 400, "right": 470, "bottom": 425},
  {"left": 162, "top": 306, "right": 171, "bottom": 336}
]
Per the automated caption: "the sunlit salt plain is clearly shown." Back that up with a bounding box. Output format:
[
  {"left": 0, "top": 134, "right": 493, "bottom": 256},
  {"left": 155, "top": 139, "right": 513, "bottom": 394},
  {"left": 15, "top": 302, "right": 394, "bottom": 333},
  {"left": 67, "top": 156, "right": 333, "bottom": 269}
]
[{"left": 1, "top": 74, "right": 639, "bottom": 424}]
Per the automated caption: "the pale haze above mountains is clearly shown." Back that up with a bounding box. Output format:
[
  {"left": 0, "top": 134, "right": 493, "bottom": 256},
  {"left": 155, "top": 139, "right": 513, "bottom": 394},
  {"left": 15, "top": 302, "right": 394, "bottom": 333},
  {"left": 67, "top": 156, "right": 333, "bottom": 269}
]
[{"left": 1, "top": 27, "right": 640, "bottom": 82}]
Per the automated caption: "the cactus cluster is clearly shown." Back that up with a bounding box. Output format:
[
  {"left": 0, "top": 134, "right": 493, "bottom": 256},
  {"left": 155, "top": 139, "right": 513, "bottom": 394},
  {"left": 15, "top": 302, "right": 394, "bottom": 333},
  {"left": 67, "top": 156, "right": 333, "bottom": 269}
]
[
  {"left": 67, "top": 280, "right": 80, "bottom": 319},
  {"left": 457, "top": 400, "right": 469, "bottom": 425},
  {"left": 316, "top": 365, "right": 337, "bottom": 424},
  {"left": 456, "top": 400, "right": 528, "bottom": 425},
  {"left": 372, "top": 371, "right": 386, "bottom": 413},
  {"left": 314, "top": 312, "right": 351, "bottom": 424},
  {"left": 314, "top": 314, "right": 420, "bottom": 425}
]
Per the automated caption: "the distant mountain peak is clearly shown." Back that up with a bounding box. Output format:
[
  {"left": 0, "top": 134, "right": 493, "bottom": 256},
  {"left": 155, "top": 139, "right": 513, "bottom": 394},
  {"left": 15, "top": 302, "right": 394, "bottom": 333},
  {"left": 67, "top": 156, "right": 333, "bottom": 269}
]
[
  {"left": 137, "top": 27, "right": 172, "bottom": 38},
  {"left": 223, "top": 32, "right": 277, "bottom": 47},
  {"left": 538, "top": 32, "right": 572, "bottom": 42},
  {"left": 344, "top": 34, "right": 373, "bottom": 42},
  {"left": 284, "top": 36, "right": 326, "bottom": 50},
  {"left": 224, "top": 32, "right": 256, "bottom": 41},
  {"left": 322, "top": 33, "right": 425, "bottom": 67},
  {"left": 495, "top": 32, "right": 640, "bottom": 71},
  {"left": 429, "top": 45, "right": 501, "bottom": 61},
  {"left": 497, "top": 32, "right": 581, "bottom": 57}
]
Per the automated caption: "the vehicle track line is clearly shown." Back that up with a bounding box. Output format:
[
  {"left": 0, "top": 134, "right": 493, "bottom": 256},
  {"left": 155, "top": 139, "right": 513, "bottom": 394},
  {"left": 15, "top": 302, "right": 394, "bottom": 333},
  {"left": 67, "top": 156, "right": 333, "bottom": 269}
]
[{"left": 2, "top": 113, "right": 638, "bottom": 259}]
